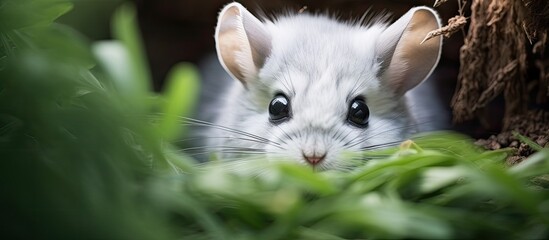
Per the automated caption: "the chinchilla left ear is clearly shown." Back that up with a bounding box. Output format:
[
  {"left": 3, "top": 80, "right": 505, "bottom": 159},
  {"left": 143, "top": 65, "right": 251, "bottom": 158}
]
[{"left": 215, "top": 2, "right": 272, "bottom": 87}]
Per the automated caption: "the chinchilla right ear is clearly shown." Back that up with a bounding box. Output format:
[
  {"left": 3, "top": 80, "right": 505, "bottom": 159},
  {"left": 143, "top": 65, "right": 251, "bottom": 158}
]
[
  {"left": 214, "top": 2, "right": 272, "bottom": 87},
  {"left": 375, "top": 7, "right": 442, "bottom": 96}
]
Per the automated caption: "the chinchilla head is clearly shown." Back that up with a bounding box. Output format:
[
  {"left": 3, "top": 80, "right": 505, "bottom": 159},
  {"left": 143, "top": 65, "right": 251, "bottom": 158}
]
[{"left": 212, "top": 2, "right": 442, "bottom": 170}]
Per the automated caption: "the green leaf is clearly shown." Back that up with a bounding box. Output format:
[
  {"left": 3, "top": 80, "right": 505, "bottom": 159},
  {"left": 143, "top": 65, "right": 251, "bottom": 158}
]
[
  {"left": 514, "top": 131, "right": 544, "bottom": 151},
  {"left": 509, "top": 149, "right": 549, "bottom": 178},
  {"left": 109, "top": 3, "right": 151, "bottom": 110},
  {"left": 14, "top": 23, "right": 95, "bottom": 68},
  {"left": 0, "top": 0, "right": 73, "bottom": 31},
  {"left": 158, "top": 63, "right": 200, "bottom": 141},
  {"left": 93, "top": 41, "right": 132, "bottom": 92},
  {"left": 278, "top": 163, "right": 338, "bottom": 195},
  {"left": 417, "top": 166, "right": 466, "bottom": 194}
]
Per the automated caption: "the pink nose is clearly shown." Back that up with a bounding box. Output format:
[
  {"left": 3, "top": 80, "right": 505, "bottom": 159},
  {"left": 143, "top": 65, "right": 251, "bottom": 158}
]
[{"left": 303, "top": 153, "right": 326, "bottom": 165}]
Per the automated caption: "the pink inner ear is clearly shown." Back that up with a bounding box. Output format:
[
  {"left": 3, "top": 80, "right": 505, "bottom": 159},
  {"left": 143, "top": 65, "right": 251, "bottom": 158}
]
[{"left": 216, "top": 5, "right": 248, "bottom": 82}]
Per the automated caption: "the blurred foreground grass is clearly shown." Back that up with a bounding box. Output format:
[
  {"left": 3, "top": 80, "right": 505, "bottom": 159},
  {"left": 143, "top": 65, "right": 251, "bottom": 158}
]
[{"left": 1, "top": 1, "right": 549, "bottom": 239}]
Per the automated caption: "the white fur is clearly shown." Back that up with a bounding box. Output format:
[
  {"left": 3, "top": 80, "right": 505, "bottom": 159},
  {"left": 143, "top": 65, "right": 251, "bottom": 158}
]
[{"left": 209, "top": 3, "right": 442, "bottom": 170}]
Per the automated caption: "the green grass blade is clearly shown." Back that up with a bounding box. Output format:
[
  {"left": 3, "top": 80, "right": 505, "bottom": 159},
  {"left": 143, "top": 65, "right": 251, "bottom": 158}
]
[
  {"left": 110, "top": 3, "right": 151, "bottom": 110},
  {"left": 158, "top": 63, "right": 200, "bottom": 141},
  {"left": 514, "top": 131, "right": 544, "bottom": 151},
  {"left": 0, "top": 0, "right": 73, "bottom": 31}
]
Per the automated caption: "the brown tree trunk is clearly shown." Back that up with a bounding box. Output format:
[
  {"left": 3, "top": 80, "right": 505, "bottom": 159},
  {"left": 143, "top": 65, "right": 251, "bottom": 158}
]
[{"left": 451, "top": 0, "right": 537, "bottom": 130}]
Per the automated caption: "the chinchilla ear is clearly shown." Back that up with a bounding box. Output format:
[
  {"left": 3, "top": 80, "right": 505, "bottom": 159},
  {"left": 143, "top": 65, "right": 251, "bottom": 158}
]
[
  {"left": 375, "top": 7, "right": 442, "bottom": 96},
  {"left": 215, "top": 2, "right": 272, "bottom": 87}
]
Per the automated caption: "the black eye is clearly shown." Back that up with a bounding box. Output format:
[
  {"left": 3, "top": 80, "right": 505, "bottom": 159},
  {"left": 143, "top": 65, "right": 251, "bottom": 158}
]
[
  {"left": 269, "top": 94, "right": 290, "bottom": 123},
  {"left": 347, "top": 97, "right": 369, "bottom": 127}
]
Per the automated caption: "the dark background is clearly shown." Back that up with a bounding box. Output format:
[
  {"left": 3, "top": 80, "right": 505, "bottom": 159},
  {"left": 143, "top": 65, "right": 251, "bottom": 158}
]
[
  {"left": 60, "top": 0, "right": 462, "bottom": 88},
  {"left": 135, "top": 0, "right": 462, "bottom": 92}
]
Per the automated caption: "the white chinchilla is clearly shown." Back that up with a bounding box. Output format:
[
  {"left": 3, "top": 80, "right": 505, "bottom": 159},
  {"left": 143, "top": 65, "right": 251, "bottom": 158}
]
[{"left": 200, "top": 2, "right": 443, "bottom": 170}]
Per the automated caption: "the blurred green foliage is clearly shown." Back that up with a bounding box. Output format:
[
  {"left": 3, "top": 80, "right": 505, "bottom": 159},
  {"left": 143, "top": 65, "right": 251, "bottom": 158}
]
[
  {"left": 57, "top": 0, "right": 124, "bottom": 40},
  {"left": 0, "top": 0, "right": 193, "bottom": 238},
  {"left": 1, "top": 0, "right": 549, "bottom": 239}
]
